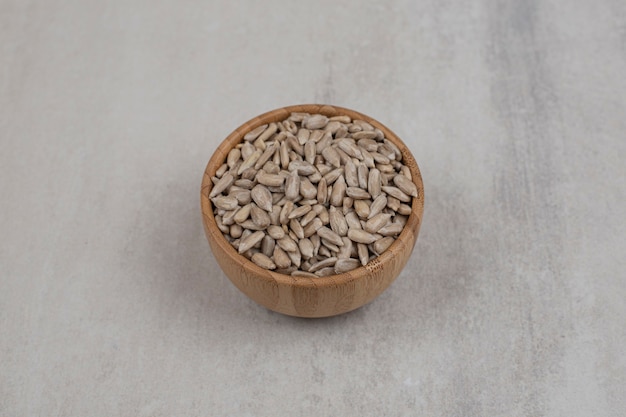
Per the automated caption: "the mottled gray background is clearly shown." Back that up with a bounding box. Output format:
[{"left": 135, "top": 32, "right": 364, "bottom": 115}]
[{"left": 1, "top": 0, "right": 625, "bottom": 416}]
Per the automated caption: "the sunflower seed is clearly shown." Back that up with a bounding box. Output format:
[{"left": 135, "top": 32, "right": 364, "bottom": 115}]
[
  {"left": 279, "top": 141, "right": 290, "bottom": 169},
  {"left": 250, "top": 184, "right": 273, "bottom": 211},
  {"left": 261, "top": 235, "right": 275, "bottom": 257},
  {"left": 352, "top": 130, "right": 378, "bottom": 140},
  {"left": 384, "top": 139, "right": 402, "bottom": 160},
  {"left": 267, "top": 225, "right": 285, "bottom": 240},
  {"left": 337, "top": 139, "right": 363, "bottom": 160},
  {"left": 335, "top": 258, "right": 361, "bottom": 273},
  {"left": 230, "top": 189, "right": 251, "bottom": 205},
  {"left": 230, "top": 224, "right": 243, "bottom": 238},
  {"left": 400, "top": 165, "right": 412, "bottom": 180},
  {"left": 234, "top": 178, "right": 255, "bottom": 189},
  {"left": 364, "top": 213, "right": 392, "bottom": 234},
  {"left": 273, "top": 246, "right": 291, "bottom": 269},
  {"left": 317, "top": 178, "right": 328, "bottom": 205},
  {"left": 253, "top": 144, "right": 277, "bottom": 170},
  {"left": 222, "top": 211, "right": 238, "bottom": 227},
  {"left": 357, "top": 243, "right": 369, "bottom": 266},
  {"left": 286, "top": 249, "right": 301, "bottom": 267},
  {"left": 303, "top": 114, "right": 329, "bottom": 130},
  {"left": 346, "top": 187, "right": 370, "bottom": 200},
  {"left": 238, "top": 220, "right": 265, "bottom": 231},
  {"left": 382, "top": 186, "right": 411, "bottom": 202},
  {"left": 299, "top": 178, "right": 317, "bottom": 199},
  {"left": 347, "top": 228, "right": 378, "bottom": 244},
  {"left": 277, "top": 236, "right": 298, "bottom": 252},
  {"left": 367, "top": 168, "right": 381, "bottom": 198},
  {"left": 378, "top": 223, "right": 403, "bottom": 236},
  {"left": 301, "top": 261, "right": 312, "bottom": 271},
  {"left": 298, "top": 238, "right": 314, "bottom": 259},
  {"left": 303, "top": 217, "right": 323, "bottom": 238},
  {"left": 243, "top": 124, "right": 268, "bottom": 141},
  {"left": 337, "top": 237, "right": 353, "bottom": 259},
  {"left": 393, "top": 174, "right": 418, "bottom": 197},
  {"left": 345, "top": 159, "right": 358, "bottom": 187},
  {"left": 335, "top": 147, "right": 353, "bottom": 165},
  {"left": 321, "top": 239, "right": 340, "bottom": 253},
  {"left": 283, "top": 120, "right": 298, "bottom": 135},
  {"left": 233, "top": 204, "right": 252, "bottom": 224},
  {"left": 288, "top": 160, "right": 316, "bottom": 176},
  {"left": 329, "top": 175, "right": 346, "bottom": 206},
  {"left": 315, "top": 267, "right": 336, "bottom": 277},
  {"left": 360, "top": 147, "right": 375, "bottom": 168},
  {"left": 215, "top": 216, "right": 229, "bottom": 233},
  {"left": 237, "top": 149, "right": 262, "bottom": 175},
  {"left": 226, "top": 148, "right": 241, "bottom": 168},
  {"left": 330, "top": 115, "right": 351, "bottom": 123},
  {"left": 318, "top": 246, "right": 331, "bottom": 258},
  {"left": 322, "top": 146, "right": 341, "bottom": 168},
  {"left": 266, "top": 204, "right": 279, "bottom": 225},
  {"left": 372, "top": 237, "right": 394, "bottom": 255},
  {"left": 377, "top": 163, "right": 395, "bottom": 174},
  {"left": 310, "top": 234, "right": 321, "bottom": 255},
  {"left": 345, "top": 211, "right": 362, "bottom": 229},
  {"left": 318, "top": 206, "right": 330, "bottom": 225},
  {"left": 323, "top": 167, "right": 344, "bottom": 185},
  {"left": 304, "top": 141, "right": 316, "bottom": 164},
  {"left": 329, "top": 206, "right": 349, "bottom": 237},
  {"left": 358, "top": 138, "right": 378, "bottom": 152},
  {"left": 309, "top": 172, "right": 322, "bottom": 184},
  {"left": 251, "top": 204, "right": 271, "bottom": 228},
  {"left": 365, "top": 196, "right": 385, "bottom": 219},
  {"left": 279, "top": 201, "right": 294, "bottom": 224},
  {"left": 297, "top": 128, "right": 310, "bottom": 145},
  {"left": 209, "top": 173, "right": 234, "bottom": 198},
  {"left": 256, "top": 170, "right": 284, "bottom": 187},
  {"left": 371, "top": 151, "right": 390, "bottom": 165},
  {"left": 357, "top": 164, "right": 369, "bottom": 189},
  {"left": 288, "top": 204, "right": 311, "bottom": 220},
  {"left": 284, "top": 170, "right": 300, "bottom": 201},
  {"left": 398, "top": 204, "right": 412, "bottom": 215},
  {"left": 378, "top": 143, "right": 396, "bottom": 160},
  {"left": 298, "top": 209, "right": 317, "bottom": 227},
  {"left": 238, "top": 231, "right": 265, "bottom": 254},
  {"left": 353, "top": 119, "right": 374, "bottom": 131},
  {"left": 212, "top": 196, "right": 239, "bottom": 210},
  {"left": 317, "top": 226, "right": 344, "bottom": 247},
  {"left": 256, "top": 122, "right": 277, "bottom": 144},
  {"left": 353, "top": 199, "right": 370, "bottom": 218},
  {"left": 240, "top": 167, "right": 258, "bottom": 181},
  {"left": 387, "top": 196, "right": 401, "bottom": 211},
  {"left": 333, "top": 127, "right": 352, "bottom": 140},
  {"left": 290, "top": 218, "right": 305, "bottom": 239},
  {"left": 216, "top": 164, "right": 228, "bottom": 178},
  {"left": 342, "top": 197, "right": 354, "bottom": 214},
  {"left": 288, "top": 112, "right": 309, "bottom": 122},
  {"left": 286, "top": 136, "right": 303, "bottom": 157}
]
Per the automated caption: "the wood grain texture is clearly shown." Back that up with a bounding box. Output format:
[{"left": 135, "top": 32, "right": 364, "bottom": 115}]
[{"left": 201, "top": 104, "right": 424, "bottom": 317}]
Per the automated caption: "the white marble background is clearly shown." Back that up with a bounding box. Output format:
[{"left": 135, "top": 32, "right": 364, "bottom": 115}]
[{"left": 1, "top": 0, "right": 625, "bottom": 415}]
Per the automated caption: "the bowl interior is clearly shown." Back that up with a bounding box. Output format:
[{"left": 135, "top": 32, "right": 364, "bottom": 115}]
[{"left": 201, "top": 104, "right": 424, "bottom": 291}]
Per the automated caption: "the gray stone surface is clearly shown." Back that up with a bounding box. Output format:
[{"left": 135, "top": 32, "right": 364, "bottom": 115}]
[{"left": 1, "top": 0, "right": 625, "bottom": 415}]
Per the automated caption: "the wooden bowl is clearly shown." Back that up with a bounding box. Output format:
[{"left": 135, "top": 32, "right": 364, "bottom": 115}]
[{"left": 201, "top": 104, "right": 424, "bottom": 318}]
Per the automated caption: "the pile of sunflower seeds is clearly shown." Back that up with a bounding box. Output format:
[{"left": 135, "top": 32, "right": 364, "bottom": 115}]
[{"left": 210, "top": 112, "right": 418, "bottom": 277}]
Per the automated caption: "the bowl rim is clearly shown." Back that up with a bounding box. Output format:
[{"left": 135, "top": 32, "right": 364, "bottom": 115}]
[{"left": 201, "top": 104, "right": 424, "bottom": 289}]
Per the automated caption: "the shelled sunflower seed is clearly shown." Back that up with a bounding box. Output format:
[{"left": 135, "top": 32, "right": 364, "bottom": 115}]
[{"left": 210, "top": 113, "right": 418, "bottom": 277}]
